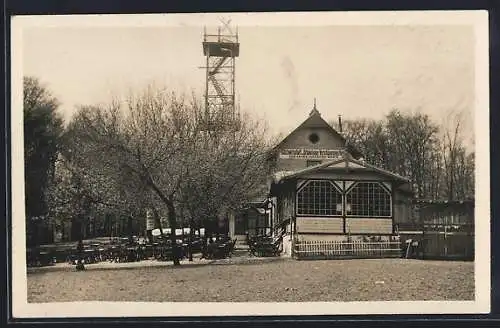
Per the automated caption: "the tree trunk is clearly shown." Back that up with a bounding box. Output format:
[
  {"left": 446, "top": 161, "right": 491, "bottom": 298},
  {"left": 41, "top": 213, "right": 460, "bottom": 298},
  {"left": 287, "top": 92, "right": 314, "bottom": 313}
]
[
  {"left": 76, "top": 215, "right": 85, "bottom": 271},
  {"left": 188, "top": 217, "right": 194, "bottom": 262},
  {"left": 145, "top": 177, "right": 180, "bottom": 265},
  {"left": 152, "top": 208, "right": 164, "bottom": 238},
  {"left": 166, "top": 201, "right": 181, "bottom": 266},
  {"left": 127, "top": 214, "right": 134, "bottom": 241},
  {"left": 30, "top": 218, "right": 39, "bottom": 249}
]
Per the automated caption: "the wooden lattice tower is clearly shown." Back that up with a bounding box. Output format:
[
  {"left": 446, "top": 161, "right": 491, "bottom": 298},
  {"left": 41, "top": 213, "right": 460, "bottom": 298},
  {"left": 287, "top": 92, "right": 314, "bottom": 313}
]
[{"left": 200, "top": 20, "right": 240, "bottom": 131}]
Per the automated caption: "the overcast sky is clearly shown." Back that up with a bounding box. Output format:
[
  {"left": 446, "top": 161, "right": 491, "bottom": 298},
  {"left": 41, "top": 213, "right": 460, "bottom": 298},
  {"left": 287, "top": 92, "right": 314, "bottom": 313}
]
[{"left": 22, "top": 23, "right": 475, "bottom": 146}]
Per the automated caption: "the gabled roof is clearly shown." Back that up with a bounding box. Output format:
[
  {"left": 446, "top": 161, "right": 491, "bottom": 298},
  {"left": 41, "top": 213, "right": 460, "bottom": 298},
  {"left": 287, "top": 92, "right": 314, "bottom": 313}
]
[
  {"left": 272, "top": 151, "right": 410, "bottom": 184},
  {"left": 271, "top": 106, "right": 363, "bottom": 159},
  {"left": 273, "top": 106, "right": 346, "bottom": 150}
]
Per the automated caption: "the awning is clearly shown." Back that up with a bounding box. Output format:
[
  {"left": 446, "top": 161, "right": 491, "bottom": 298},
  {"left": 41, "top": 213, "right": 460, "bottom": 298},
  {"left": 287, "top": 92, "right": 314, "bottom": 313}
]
[
  {"left": 151, "top": 228, "right": 205, "bottom": 237},
  {"left": 272, "top": 152, "right": 410, "bottom": 184}
]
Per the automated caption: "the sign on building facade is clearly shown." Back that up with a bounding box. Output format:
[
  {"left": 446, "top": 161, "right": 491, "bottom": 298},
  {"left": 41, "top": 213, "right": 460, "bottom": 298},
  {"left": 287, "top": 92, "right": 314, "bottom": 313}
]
[
  {"left": 279, "top": 148, "right": 344, "bottom": 159},
  {"left": 145, "top": 210, "right": 155, "bottom": 231}
]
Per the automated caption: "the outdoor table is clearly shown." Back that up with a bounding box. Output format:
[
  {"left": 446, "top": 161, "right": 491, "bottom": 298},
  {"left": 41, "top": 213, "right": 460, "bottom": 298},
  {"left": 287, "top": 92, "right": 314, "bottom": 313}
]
[
  {"left": 98, "top": 248, "right": 106, "bottom": 261},
  {"left": 54, "top": 249, "right": 69, "bottom": 263},
  {"left": 126, "top": 247, "right": 138, "bottom": 262},
  {"left": 142, "top": 244, "right": 153, "bottom": 259},
  {"left": 83, "top": 249, "right": 96, "bottom": 263},
  {"left": 38, "top": 251, "right": 53, "bottom": 266},
  {"left": 190, "top": 239, "right": 202, "bottom": 253}
]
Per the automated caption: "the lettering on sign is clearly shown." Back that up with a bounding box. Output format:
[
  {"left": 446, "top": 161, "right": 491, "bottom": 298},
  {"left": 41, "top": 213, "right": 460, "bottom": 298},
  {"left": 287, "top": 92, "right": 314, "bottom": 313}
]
[
  {"left": 146, "top": 210, "right": 155, "bottom": 231},
  {"left": 296, "top": 217, "right": 343, "bottom": 233},
  {"left": 146, "top": 219, "right": 155, "bottom": 231},
  {"left": 279, "top": 148, "right": 344, "bottom": 159}
]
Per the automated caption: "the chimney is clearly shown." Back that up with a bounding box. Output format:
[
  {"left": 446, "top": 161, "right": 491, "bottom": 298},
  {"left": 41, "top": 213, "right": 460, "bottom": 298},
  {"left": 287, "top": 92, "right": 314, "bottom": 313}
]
[{"left": 338, "top": 115, "right": 343, "bottom": 133}]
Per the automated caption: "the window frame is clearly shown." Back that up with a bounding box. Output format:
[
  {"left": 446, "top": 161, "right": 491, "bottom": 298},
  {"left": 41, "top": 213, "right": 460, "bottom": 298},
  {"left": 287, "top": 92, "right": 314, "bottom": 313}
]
[
  {"left": 308, "top": 133, "right": 320, "bottom": 144},
  {"left": 344, "top": 181, "right": 392, "bottom": 218},
  {"left": 296, "top": 179, "right": 343, "bottom": 217}
]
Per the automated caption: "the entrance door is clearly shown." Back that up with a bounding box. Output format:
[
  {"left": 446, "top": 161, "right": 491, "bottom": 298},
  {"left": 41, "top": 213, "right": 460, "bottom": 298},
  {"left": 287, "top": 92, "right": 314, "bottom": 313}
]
[{"left": 246, "top": 208, "right": 270, "bottom": 237}]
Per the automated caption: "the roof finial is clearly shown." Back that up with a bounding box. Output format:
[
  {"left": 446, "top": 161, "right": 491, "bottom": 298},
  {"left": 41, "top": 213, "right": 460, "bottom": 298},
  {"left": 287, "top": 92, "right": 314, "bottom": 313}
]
[{"left": 309, "top": 98, "right": 320, "bottom": 116}]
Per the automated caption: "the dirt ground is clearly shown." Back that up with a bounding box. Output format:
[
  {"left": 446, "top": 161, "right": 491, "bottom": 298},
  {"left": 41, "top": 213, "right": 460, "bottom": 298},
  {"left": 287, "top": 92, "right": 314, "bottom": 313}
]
[{"left": 27, "top": 258, "right": 474, "bottom": 303}]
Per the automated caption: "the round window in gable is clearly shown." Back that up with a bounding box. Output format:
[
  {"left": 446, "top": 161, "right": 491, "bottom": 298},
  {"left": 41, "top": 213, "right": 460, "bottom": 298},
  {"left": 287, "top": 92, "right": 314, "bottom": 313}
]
[{"left": 308, "top": 133, "right": 320, "bottom": 144}]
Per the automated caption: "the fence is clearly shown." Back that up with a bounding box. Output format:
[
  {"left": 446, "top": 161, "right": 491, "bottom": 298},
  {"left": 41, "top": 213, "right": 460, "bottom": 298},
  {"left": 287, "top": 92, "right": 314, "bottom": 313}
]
[
  {"left": 421, "top": 231, "right": 474, "bottom": 260},
  {"left": 293, "top": 240, "right": 402, "bottom": 260}
]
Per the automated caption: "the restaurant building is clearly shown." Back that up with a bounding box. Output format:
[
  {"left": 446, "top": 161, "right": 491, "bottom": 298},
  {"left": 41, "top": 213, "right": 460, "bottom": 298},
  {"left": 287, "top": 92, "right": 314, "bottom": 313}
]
[{"left": 229, "top": 103, "right": 413, "bottom": 254}]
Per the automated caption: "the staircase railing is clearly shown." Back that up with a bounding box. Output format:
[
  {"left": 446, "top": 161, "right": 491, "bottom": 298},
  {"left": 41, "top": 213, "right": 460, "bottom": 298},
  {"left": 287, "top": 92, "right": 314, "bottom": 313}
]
[
  {"left": 209, "top": 56, "right": 228, "bottom": 76},
  {"left": 272, "top": 217, "right": 291, "bottom": 243}
]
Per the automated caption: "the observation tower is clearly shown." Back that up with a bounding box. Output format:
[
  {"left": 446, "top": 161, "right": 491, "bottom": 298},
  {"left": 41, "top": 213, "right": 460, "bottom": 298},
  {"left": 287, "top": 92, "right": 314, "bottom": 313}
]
[{"left": 200, "top": 20, "right": 240, "bottom": 131}]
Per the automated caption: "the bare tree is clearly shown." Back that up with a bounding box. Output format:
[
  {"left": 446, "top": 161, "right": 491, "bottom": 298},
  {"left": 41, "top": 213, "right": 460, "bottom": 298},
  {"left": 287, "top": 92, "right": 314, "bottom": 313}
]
[
  {"left": 179, "top": 111, "right": 273, "bottom": 237},
  {"left": 341, "top": 109, "right": 475, "bottom": 202},
  {"left": 340, "top": 118, "right": 390, "bottom": 169},
  {"left": 61, "top": 85, "right": 273, "bottom": 265},
  {"left": 441, "top": 112, "right": 475, "bottom": 200},
  {"left": 385, "top": 110, "right": 440, "bottom": 199},
  {"left": 340, "top": 110, "right": 447, "bottom": 200},
  {"left": 65, "top": 88, "right": 200, "bottom": 265}
]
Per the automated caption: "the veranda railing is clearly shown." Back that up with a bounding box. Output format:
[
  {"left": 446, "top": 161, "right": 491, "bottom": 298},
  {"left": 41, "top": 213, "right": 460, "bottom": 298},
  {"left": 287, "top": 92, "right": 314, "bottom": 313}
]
[{"left": 294, "top": 240, "right": 402, "bottom": 260}]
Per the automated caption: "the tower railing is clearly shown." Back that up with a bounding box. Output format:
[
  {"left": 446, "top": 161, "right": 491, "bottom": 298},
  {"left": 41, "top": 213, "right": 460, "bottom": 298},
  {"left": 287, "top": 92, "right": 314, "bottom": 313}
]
[{"left": 201, "top": 22, "right": 240, "bottom": 132}]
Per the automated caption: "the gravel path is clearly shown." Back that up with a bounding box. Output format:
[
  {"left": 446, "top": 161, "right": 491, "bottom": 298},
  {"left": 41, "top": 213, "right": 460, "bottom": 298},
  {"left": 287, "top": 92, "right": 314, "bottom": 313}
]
[{"left": 27, "top": 258, "right": 474, "bottom": 303}]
